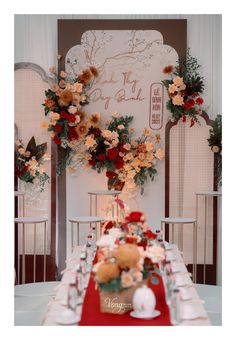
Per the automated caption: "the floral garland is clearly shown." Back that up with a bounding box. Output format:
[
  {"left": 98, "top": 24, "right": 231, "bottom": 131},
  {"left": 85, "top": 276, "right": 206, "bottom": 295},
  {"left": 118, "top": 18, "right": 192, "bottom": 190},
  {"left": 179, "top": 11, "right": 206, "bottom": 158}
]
[
  {"left": 15, "top": 137, "right": 50, "bottom": 191},
  {"left": 207, "top": 114, "right": 222, "bottom": 185},
  {"left": 71, "top": 112, "right": 164, "bottom": 194},
  {"left": 162, "top": 50, "right": 205, "bottom": 126},
  {"left": 42, "top": 66, "right": 98, "bottom": 173}
]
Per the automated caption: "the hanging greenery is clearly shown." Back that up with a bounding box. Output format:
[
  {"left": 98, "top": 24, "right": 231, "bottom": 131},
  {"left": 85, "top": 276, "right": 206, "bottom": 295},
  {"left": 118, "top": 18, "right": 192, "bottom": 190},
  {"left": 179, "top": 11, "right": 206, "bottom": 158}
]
[{"left": 207, "top": 114, "right": 222, "bottom": 186}]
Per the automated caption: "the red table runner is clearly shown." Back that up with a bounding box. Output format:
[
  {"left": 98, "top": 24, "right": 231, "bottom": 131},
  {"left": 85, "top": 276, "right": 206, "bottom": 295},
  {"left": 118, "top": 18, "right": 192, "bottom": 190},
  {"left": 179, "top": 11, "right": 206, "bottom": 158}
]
[{"left": 79, "top": 272, "right": 172, "bottom": 326}]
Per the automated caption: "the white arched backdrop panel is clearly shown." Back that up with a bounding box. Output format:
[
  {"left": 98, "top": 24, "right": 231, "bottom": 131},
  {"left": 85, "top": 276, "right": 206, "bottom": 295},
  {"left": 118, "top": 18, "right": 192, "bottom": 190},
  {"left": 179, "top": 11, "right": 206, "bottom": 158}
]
[{"left": 14, "top": 14, "right": 222, "bottom": 284}]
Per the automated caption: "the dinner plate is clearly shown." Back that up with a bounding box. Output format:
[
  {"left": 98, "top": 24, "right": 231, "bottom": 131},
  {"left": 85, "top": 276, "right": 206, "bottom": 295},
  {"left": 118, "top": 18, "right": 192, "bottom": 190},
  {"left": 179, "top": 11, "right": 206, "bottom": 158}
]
[{"left": 130, "top": 310, "right": 161, "bottom": 320}]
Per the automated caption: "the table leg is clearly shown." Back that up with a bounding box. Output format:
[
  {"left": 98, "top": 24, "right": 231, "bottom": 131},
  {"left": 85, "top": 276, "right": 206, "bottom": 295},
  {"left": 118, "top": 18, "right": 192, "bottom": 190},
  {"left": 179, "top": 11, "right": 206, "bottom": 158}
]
[
  {"left": 195, "top": 195, "right": 198, "bottom": 283},
  {"left": 204, "top": 196, "right": 207, "bottom": 284},
  {"left": 71, "top": 222, "right": 73, "bottom": 254},
  {"left": 195, "top": 221, "right": 198, "bottom": 283},
  {"left": 90, "top": 194, "right": 92, "bottom": 216},
  {"left": 33, "top": 223, "right": 36, "bottom": 283},
  {"left": 44, "top": 222, "right": 46, "bottom": 282},
  {"left": 172, "top": 224, "right": 174, "bottom": 244},
  {"left": 22, "top": 223, "right": 25, "bottom": 284},
  {"left": 192, "top": 222, "right": 196, "bottom": 283},
  {"left": 22, "top": 195, "right": 25, "bottom": 217},
  {"left": 17, "top": 223, "right": 20, "bottom": 284},
  {"left": 77, "top": 223, "right": 80, "bottom": 246},
  {"left": 95, "top": 195, "right": 98, "bottom": 216}
]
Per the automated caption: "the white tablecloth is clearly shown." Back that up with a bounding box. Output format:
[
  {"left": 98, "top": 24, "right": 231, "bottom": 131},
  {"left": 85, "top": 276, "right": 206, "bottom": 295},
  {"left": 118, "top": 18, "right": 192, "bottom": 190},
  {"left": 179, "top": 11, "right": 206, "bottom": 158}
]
[{"left": 42, "top": 244, "right": 211, "bottom": 326}]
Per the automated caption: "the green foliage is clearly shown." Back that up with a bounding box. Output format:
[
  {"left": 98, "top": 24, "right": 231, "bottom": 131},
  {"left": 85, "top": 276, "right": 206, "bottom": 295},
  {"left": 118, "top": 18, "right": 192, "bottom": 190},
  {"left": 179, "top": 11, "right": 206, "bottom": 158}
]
[{"left": 207, "top": 114, "right": 222, "bottom": 185}]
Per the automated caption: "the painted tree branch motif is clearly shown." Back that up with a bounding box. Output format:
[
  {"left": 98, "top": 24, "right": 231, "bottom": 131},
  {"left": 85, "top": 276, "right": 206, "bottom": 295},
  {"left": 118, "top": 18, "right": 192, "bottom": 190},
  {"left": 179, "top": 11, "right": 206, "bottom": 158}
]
[{"left": 66, "top": 30, "right": 163, "bottom": 76}]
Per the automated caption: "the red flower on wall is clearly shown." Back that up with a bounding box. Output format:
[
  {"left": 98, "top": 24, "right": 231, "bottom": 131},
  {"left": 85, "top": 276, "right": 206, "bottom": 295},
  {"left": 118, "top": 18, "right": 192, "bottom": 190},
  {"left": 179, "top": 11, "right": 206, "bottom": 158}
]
[
  {"left": 195, "top": 97, "right": 204, "bottom": 105},
  {"left": 69, "top": 127, "right": 78, "bottom": 141},
  {"left": 114, "top": 157, "right": 124, "bottom": 169},
  {"left": 55, "top": 124, "right": 62, "bottom": 133},
  {"left": 98, "top": 153, "right": 106, "bottom": 161},
  {"left": 107, "top": 148, "right": 119, "bottom": 161},
  {"left": 53, "top": 136, "right": 61, "bottom": 145},
  {"left": 106, "top": 171, "right": 117, "bottom": 179}
]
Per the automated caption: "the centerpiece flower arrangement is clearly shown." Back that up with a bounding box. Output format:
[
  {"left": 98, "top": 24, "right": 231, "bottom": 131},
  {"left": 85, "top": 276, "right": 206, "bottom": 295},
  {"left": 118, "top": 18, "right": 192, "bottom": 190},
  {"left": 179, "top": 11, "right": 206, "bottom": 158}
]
[
  {"left": 82, "top": 112, "right": 164, "bottom": 194},
  {"left": 42, "top": 66, "right": 98, "bottom": 173},
  {"left": 207, "top": 114, "right": 222, "bottom": 185},
  {"left": 162, "top": 50, "right": 205, "bottom": 126},
  {"left": 14, "top": 136, "right": 50, "bottom": 191},
  {"left": 93, "top": 210, "right": 164, "bottom": 314}
]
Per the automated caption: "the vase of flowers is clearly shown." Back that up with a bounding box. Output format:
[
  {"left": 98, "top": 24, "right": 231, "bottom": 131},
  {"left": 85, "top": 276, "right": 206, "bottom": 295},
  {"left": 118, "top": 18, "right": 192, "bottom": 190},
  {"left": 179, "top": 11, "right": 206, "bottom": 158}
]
[{"left": 93, "top": 210, "right": 165, "bottom": 314}]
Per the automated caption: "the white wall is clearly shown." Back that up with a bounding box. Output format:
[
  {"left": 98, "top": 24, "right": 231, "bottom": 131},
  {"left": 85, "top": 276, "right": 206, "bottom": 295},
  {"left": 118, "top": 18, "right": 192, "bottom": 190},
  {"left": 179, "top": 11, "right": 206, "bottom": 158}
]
[{"left": 14, "top": 14, "right": 222, "bottom": 284}]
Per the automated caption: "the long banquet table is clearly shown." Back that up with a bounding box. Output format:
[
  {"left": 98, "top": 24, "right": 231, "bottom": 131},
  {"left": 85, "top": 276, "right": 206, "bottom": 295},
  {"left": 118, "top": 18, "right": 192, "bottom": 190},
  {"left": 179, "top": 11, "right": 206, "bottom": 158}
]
[{"left": 42, "top": 243, "right": 211, "bottom": 326}]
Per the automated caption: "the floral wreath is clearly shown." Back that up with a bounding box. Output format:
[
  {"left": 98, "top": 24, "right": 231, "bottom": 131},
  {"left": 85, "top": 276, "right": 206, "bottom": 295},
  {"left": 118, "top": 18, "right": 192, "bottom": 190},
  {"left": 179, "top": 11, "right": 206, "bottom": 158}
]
[{"left": 162, "top": 50, "right": 205, "bottom": 127}]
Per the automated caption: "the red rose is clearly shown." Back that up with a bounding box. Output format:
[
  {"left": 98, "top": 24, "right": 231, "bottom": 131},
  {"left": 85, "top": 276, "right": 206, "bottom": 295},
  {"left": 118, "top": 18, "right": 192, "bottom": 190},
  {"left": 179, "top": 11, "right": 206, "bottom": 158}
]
[
  {"left": 137, "top": 240, "right": 148, "bottom": 250},
  {"left": 67, "top": 114, "right": 76, "bottom": 123},
  {"left": 121, "top": 223, "right": 129, "bottom": 233},
  {"left": 190, "top": 118, "right": 195, "bottom": 127},
  {"left": 104, "top": 220, "right": 114, "bottom": 230},
  {"left": 98, "top": 153, "right": 106, "bottom": 161},
  {"left": 53, "top": 135, "right": 61, "bottom": 145},
  {"left": 55, "top": 123, "right": 62, "bottom": 133},
  {"left": 118, "top": 143, "right": 126, "bottom": 153},
  {"left": 107, "top": 148, "right": 119, "bottom": 161},
  {"left": 183, "top": 99, "right": 194, "bottom": 110},
  {"left": 90, "top": 127, "right": 101, "bottom": 137},
  {"left": 69, "top": 127, "right": 78, "bottom": 141},
  {"left": 88, "top": 160, "right": 96, "bottom": 167},
  {"left": 126, "top": 236, "right": 137, "bottom": 244},
  {"left": 182, "top": 115, "right": 187, "bottom": 122},
  {"left": 106, "top": 171, "right": 116, "bottom": 179},
  {"left": 115, "top": 157, "right": 124, "bottom": 169},
  {"left": 60, "top": 111, "right": 69, "bottom": 119},
  {"left": 195, "top": 97, "right": 204, "bottom": 105},
  {"left": 144, "top": 230, "right": 157, "bottom": 240},
  {"left": 126, "top": 211, "right": 144, "bottom": 223}
]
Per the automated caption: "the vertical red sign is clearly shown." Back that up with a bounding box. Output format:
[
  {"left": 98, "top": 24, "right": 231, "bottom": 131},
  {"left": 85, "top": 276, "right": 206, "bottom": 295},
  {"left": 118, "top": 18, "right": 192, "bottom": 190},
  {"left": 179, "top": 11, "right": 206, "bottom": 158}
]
[{"left": 149, "top": 83, "right": 163, "bottom": 130}]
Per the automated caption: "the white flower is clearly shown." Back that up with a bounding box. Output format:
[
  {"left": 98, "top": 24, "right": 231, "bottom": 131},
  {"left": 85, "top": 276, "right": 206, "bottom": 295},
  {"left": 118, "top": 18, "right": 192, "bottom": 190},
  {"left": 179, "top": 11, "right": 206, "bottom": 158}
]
[
  {"left": 68, "top": 105, "right": 77, "bottom": 114},
  {"left": 85, "top": 136, "right": 97, "bottom": 148},
  {"left": 109, "top": 228, "right": 122, "bottom": 239},
  {"left": 145, "top": 245, "right": 165, "bottom": 263},
  {"left": 96, "top": 235, "right": 116, "bottom": 248},
  {"left": 111, "top": 131, "right": 119, "bottom": 140},
  {"left": 111, "top": 111, "right": 119, "bottom": 118},
  {"left": 117, "top": 124, "right": 125, "bottom": 130},
  {"left": 124, "top": 143, "right": 131, "bottom": 151},
  {"left": 101, "top": 130, "right": 112, "bottom": 139}
]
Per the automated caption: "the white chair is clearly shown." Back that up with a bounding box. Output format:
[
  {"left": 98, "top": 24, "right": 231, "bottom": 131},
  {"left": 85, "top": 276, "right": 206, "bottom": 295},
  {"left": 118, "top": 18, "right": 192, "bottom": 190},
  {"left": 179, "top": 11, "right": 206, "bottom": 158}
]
[
  {"left": 196, "top": 284, "right": 222, "bottom": 326},
  {"left": 69, "top": 216, "right": 104, "bottom": 253},
  {"left": 14, "top": 216, "right": 48, "bottom": 284}
]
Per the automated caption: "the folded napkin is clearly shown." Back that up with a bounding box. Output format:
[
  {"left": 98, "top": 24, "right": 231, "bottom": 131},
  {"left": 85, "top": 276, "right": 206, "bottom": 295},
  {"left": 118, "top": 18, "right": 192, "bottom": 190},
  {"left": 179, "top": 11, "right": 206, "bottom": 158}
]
[{"left": 180, "top": 301, "right": 207, "bottom": 320}]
